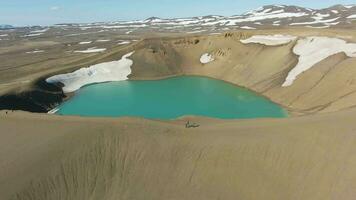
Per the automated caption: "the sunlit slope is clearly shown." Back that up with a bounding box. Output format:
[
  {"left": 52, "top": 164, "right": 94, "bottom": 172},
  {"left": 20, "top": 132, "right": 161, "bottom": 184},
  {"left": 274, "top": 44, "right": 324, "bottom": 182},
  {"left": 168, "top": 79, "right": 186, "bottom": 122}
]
[
  {"left": 1, "top": 111, "right": 356, "bottom": 200},
  {"left": 130, "top": 31, "right": 356, "bottom": 114}
]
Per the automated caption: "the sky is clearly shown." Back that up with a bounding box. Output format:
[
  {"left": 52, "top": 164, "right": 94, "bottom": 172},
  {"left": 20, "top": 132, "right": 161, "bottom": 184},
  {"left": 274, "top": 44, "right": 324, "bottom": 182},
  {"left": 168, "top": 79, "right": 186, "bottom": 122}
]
[{"left": 1, "top": 0, "right": 355, "bottom": 26}]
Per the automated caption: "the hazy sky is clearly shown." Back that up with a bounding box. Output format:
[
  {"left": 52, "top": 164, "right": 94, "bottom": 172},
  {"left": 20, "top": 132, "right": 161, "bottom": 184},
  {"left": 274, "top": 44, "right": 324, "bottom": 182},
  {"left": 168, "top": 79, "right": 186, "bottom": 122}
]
[{"left": 1, "top": 0, "right": 355, "bottom": 26}]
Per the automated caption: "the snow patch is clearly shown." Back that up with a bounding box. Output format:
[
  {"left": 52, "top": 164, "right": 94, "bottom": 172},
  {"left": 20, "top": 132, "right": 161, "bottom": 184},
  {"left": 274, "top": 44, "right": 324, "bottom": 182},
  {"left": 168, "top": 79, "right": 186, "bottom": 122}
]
[
  {"left": 79, "top": 41, "right": 92, "bottom": 45},
  {"left": 200, "top": 53, "right": 215, "bottom": 64},
  {"left": 331, "top": 10, "right": 339, "bottom": 14},
  {"left": 240, "top": 35, "right": 297, "bottom": 46},
  {"left": 344, "top": 5, "right": 355, "bottom": 9},
  {"left": 240, "top": 26, "right": 256, "bottom": 29},
  {"left": 347, "top": 14, "right": 356, "bottom": 19},
  {"left": 48, "top": 107, "right": 59, "bottom": 114},
  {"left": 30, "top": 28, "right": 49, "bottom": 33},
  {"left": 22, "top": 33, "right": 43, "bottom": 37},
  {"left": 74, "top": 47, "right": 106, "bottom": 53},
  {"left": 290, "top": 17, "right": 339, "bottom": 25},
  {"left": 26, "top": 50, "right": 45, "bottom": 54},
  {"left": 46, "top": 51, "right": 135, "bottom": 93},
  {"left": 96, "top": 39, "right": 110, "bottom": 42},
  {"left": 117, "top": 41, "right": 131, "bottom": 45},
  {"left": 282, "top": 37, "right": 356, "bottom": 87}
]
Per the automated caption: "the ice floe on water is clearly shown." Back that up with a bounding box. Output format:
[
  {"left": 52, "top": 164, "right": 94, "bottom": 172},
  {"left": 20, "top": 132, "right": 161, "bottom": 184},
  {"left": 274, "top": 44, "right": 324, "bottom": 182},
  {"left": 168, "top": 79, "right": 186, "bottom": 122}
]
[
  {"left": 240, "top": 35, "right": 297, "bottom": 46},
  {"left": 46, "top": 51, "right": 135, "bottom": 93},
  {"left": 282, "top": 37, "right": 356, "bottom": 87},
  {"left": 200, "top": 53, "right": 215, "bottom": 64},
  {"left": 74, "top": 47, "right": 106, "bottom": 53}
]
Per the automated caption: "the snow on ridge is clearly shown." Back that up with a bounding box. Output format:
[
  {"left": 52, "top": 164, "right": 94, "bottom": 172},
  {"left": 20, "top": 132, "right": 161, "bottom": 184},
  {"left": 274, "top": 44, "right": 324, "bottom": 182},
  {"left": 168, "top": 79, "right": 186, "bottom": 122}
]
[
  {"left": 46, "top": 51, "right": 135, "bottom": 93},
  {"left": 74, "top": 47, "right": 106, "bottom": 53},
  {"left": 282, "top": 37, "right": 356, "bottom": 87},
  {"left": 200, "top": 53, "right": 215, "bottom": 64},
  {"left": 239, "top": 12, "right": 308, "bottom": 22},
  {"left": 0, "top": 34, "right": 8, "bottom": 37},
  {"left": 200, "top": 10, "right": 307, "bottom": 27},
  {"left": 240, "top": 35, "right": 297, "bottom": 46},
  {"left": 344, "top": 5, "right": 355, "bottom": 9},
  {"left": 101, "top": 24, "right": 147, "bottom": 29},
  {"left": 290, "top": 17, "right": 340, "bottom": 26}
]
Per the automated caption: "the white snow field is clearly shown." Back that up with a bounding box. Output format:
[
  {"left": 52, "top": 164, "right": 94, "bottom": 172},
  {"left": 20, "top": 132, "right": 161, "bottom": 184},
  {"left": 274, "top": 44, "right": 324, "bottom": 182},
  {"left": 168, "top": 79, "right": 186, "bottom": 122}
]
[
  {"left": 200, "top": 53, "right": 215, "bottom": 64},
  {"left": 347, "top": 14, "right": 356, "bottom": 19},
  {"left": 240, "top": 35, "right": 297, "bottom": 46},
  {"left": 46, "top": 52, "right": 135, "bottom": 93},
  {"left": 74, "top": 47, "right": 106, "bottom": 53},
  {"left": 282, "top": 37, "right": 356, "bottom": 87}
]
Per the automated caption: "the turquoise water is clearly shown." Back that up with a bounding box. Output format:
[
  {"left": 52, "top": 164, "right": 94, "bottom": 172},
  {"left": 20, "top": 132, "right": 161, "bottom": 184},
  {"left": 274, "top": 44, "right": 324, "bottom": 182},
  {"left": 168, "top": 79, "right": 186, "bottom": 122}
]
[{"left": 56, "top": 76, "right": 286, "bottom": 119}]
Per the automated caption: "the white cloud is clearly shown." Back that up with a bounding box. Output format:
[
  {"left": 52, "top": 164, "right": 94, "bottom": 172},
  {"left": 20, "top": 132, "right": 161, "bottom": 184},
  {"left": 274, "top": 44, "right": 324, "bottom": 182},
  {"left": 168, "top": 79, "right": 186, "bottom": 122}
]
[{"left": 50, "top": 6, "right": 60, "bottom": 11}]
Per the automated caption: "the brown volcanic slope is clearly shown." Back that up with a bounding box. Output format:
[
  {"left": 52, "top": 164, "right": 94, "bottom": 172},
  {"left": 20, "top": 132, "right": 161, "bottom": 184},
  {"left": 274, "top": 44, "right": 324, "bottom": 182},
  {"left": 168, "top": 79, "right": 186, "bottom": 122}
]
[{"left": 1, "top": 109, "right": 356, "bottom": 200}]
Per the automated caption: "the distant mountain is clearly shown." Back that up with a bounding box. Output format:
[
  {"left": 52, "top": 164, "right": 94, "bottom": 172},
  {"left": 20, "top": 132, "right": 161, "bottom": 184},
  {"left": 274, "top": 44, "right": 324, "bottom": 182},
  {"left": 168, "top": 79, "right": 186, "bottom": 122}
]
[
  {"left": 70, "top": 4, "right": 355, "bottom": 30},
  {"left": 0, "top": 24, "right": 14, "bottom": 30},
  {"left": 23, "top": 4, "right": 356, "bottom": 34}
]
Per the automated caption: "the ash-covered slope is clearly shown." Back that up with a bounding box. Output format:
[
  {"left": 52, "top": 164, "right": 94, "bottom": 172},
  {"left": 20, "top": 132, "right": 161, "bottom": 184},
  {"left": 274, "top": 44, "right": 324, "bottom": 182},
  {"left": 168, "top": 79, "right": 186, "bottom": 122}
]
[{"left": 2, "top": 110, "right": 356, "bottom": 200}]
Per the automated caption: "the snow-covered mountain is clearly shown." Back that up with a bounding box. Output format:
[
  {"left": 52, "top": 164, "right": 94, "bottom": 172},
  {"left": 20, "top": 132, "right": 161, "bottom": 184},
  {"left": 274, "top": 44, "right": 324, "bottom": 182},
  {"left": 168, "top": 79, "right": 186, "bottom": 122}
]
[
  {"left": 67, "top": 4, "right": 356, "bottom": 30},
  {"left": 5, "top": 4, "right": 356, "bottom": 38}
]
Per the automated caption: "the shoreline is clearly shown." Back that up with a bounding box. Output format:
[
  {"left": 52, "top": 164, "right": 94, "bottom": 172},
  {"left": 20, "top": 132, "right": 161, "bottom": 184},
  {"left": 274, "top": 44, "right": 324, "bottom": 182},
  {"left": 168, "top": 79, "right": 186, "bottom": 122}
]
[{"left": 34, "top": 74, "right": 291, "bottom": 119}]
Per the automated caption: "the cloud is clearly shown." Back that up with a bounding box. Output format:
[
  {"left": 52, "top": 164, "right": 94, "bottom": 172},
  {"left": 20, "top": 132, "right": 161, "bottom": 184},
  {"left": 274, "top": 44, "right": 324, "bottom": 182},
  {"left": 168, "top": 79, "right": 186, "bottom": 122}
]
[{"left": 50, "top": 6, "right": 60, "bottom": 11}]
